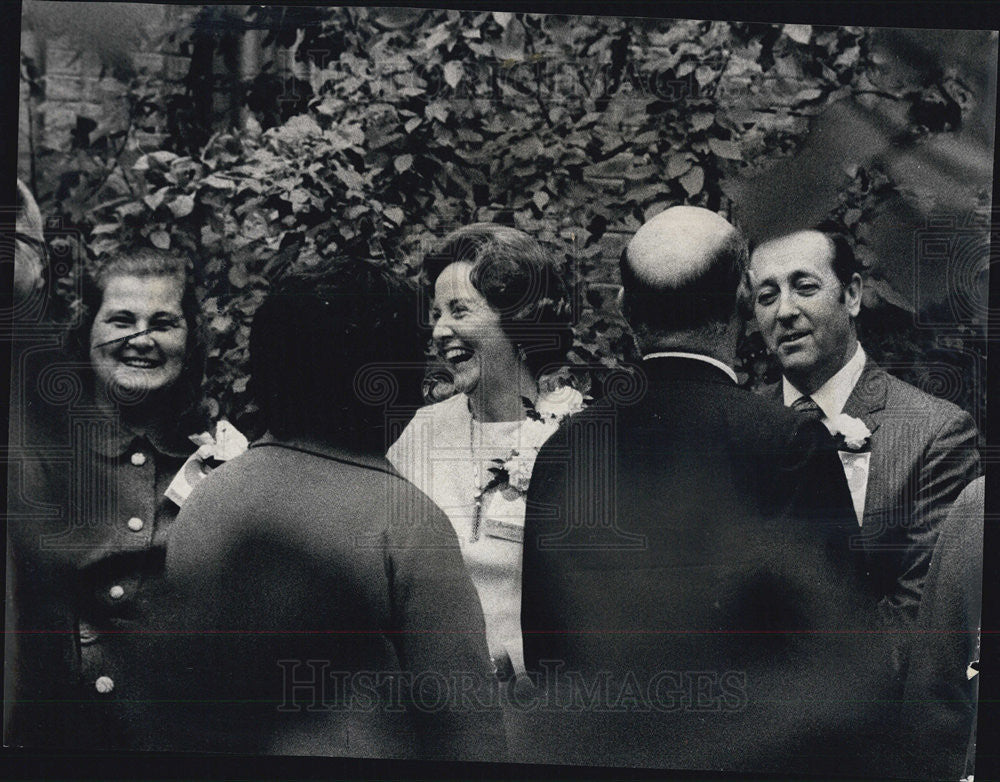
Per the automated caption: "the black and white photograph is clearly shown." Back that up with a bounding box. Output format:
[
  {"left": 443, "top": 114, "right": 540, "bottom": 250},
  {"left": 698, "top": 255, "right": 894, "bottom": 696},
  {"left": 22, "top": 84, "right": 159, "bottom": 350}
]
[{"left": 3, "top": 1, "right": 996, "bottom": 779}]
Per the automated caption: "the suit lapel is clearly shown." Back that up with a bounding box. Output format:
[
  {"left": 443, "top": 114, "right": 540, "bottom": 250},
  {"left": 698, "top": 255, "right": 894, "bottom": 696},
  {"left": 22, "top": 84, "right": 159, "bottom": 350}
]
[
  {"left": 841, "top": 359, "right": 888, "bottom": 520},
  {"left": 841, "top": 358, "right": 887, "bottom": 437}
]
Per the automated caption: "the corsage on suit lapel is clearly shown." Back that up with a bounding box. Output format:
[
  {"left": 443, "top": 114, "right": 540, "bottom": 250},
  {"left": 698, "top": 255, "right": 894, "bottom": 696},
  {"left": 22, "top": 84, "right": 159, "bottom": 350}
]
[{"left": 842, "top": 359, "right": 980, "bottom": 633}]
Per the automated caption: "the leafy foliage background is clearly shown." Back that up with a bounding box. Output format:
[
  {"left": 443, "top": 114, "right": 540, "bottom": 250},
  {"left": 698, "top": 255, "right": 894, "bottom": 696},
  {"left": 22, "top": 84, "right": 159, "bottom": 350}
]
[{"left": 20, "top": 7, "right": 992, "bottom": 436}]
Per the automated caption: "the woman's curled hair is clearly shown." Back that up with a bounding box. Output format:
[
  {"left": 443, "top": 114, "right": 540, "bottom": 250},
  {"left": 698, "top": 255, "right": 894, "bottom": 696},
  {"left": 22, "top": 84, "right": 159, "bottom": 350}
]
[{"left": 422, "top": 223, "right": 574, "bottom": 378}]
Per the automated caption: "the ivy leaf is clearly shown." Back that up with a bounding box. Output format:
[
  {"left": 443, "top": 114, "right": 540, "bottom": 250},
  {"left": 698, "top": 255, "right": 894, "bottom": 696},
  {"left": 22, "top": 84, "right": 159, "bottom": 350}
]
[
  {"left": 149, "top": 229, "right": 171, "bottom": 249},
  {"left": 679, "top": 166, "right": 704, "bottom": 196},
  {"left": 783, "top": 24, "right": 812, "bottom": 44},
  {"left": 425, "top": 100, "right": 450, "bottom": 123},
  {"left": 625, "top": 164, "right": 658, "bottom": 181},
  {"left": 133, "top": 151, "right": 179, "bottom": 171},
  {"left": 144, "top": 189, "right": 166, "bottom": 211},
  {"left": 690, "top": 112, "right": 715, "bottom": 131},
  {"left": 632, "top": 129, "right": 659, "bottom": 146},
  {"left": 443, "top": 61, "right": 464, "bottom": 89},
  {"left": 667, "top": 154, "right": 692, "bottom": 178},
  {"left": 793, "top": 87, "right": 823, "bottom": 102},
  {"left": 533, "top": 191, "right": 550, "bottom": 210},
  {"left": 394, "top": 154, "right": 414, "bottom": 173},
  {"left": 202, "top": 174, "right": 236, "bottom": 191},
  {"left": 228, "top": 264, "right": 248, "bottom": 289},
  {"left": 708, "top": 138, "right": 742, "bottom": 160},
  {"left": 404, "top": 117, "right": 422, "bottom": 133},
  {"left": 835, "top": 46, "right": 861, "bottom": 68},
  {"left": 385, "top": 206, "right": 405, "bottom": 225},
  {"left": 334, "top": 167, "right": 365, "bottom": 190},
  {"left": 492, "top": 11, "right": 513, "bottom": 28},
  {"left": 424, "top": 25, "right": 450, "bottom": 51},
  {"left": 495, "top": 16, "right": 526, "bottom": 60},
  {"left": 169, "top": 194, "right": 195, "bottom": 217},
  {"left": 629, "top": 183, "right": 667, "bottom": 204},
  {"left": 695, "top": 65, "right": 717, "bottom": 87}
]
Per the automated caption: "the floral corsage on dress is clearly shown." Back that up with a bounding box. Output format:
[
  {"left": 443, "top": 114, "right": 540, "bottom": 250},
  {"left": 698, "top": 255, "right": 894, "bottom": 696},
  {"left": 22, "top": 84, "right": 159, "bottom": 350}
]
[{"left": 470, "top": 385, "right": 586, "bottom": 543}]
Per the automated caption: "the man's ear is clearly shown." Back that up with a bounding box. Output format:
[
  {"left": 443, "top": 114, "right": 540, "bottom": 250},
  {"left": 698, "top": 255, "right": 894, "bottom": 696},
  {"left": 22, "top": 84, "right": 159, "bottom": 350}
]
[
  {"left": 844, "top": 272, "right": 862, "bottom": 318},
  {"left": 736, "top": 272, "right": 755, "bottom": 321}
]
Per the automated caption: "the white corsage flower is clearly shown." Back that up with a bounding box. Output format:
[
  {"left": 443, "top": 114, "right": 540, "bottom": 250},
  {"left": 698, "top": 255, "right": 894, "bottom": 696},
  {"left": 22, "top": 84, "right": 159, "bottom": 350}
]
[
  {"left": 477, "top": 387, "right": 587, "bottom": 504},
  {"left": 165, "top": 420, "right": 250, "bottom": 506},
  {"left": 825, "top": 413, "right": 872, "bottom": 452},
  {"left": 535, "top": 385, "right": 586, "bottom": 420},
  {"left": 504, "top": 450, "right": 535, "bottom": 493}
]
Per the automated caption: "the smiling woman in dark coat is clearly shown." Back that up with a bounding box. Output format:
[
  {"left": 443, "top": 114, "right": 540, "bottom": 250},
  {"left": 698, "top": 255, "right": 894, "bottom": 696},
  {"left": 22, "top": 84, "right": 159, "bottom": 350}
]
[{"left": 149, "top": 259, "right": 506, "bottom": 760}]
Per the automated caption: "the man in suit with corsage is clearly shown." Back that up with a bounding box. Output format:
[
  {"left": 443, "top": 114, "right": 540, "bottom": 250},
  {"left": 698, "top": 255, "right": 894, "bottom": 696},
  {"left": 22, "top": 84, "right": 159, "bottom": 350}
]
[
  {"left": 520, "top": 206, "right": 892, "bottom": 774},
  {"left": 747, "top": 230, "right": 981, "bottom": 667}
]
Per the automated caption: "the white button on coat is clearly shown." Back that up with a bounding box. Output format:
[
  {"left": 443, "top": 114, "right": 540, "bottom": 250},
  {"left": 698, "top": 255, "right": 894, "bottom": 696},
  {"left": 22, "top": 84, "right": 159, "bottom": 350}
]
[
  {"left": 109, "top": 585, "right": 125, "bottom": 600},
  {"left": 130, "top": 452, "right": 147, "bottom": 466},
  {"left": 127, "top": 517, "right": 144, "bottom": 532},
  {"left": 95, "top": 676, "right": 114, "bottom": 694}
]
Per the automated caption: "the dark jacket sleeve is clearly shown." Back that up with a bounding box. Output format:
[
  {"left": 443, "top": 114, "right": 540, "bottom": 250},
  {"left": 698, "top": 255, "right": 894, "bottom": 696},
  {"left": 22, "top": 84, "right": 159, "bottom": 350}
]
[
  {"left": 385, "top": 483, "right": 508, "bottom": 763},
  {"left": 898, "top": 476, "right": 983, "bottom": 780},
  {"left": 521, "top": 419, "right": 575, "bottom": 673},
  {"left": 768, "top": 417, "right": 869, "bottom": 589}
]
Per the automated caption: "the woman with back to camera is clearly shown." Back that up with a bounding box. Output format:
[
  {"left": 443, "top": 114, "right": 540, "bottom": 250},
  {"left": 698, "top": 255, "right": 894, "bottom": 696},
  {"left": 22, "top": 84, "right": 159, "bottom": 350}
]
[
  {"left": 5, "top": 248, "right": 207, "bottom": 750},
  {"left": 160, "top": 259, "right": 506, "bottom": 760},
  {"left": 387, "top": 223, "right": 581, "bottom": 684}
]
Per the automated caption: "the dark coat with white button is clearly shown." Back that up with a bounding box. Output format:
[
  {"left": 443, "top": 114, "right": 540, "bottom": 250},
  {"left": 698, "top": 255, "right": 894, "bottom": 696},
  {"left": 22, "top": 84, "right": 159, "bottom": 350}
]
[{"left": 5, "top": 402, "right": 192, "bottom": 750}]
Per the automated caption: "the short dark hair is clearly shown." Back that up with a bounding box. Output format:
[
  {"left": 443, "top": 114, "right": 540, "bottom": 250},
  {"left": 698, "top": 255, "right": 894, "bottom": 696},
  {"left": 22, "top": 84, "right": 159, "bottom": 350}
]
[
  {"left": 68, "top": 247, "right": 205, "bottom": 422},
  {"left": 742, "top": 228, "right": 863, "bottom": 318},
  {"left": 250, "top": 258, "right": 424, "bottom": 451},
  {"left": 422, "top": 223, "right": 573, "bottom": 378},
  {"left": 812, "top": 222, "right": 864, "bottom": 288},
  {"left": 619, "top": 228, "right": 748, "bottom": 333}
]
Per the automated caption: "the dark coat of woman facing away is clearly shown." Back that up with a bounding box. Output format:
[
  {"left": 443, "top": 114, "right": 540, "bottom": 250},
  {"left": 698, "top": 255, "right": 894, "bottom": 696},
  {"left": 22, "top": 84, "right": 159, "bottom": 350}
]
[{"left": 134, "top": 260, "right": 507, "bottom": 760}]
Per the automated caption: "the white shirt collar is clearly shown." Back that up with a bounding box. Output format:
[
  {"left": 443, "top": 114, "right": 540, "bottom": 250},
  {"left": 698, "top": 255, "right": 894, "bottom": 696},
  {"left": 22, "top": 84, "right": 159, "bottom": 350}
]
[
  {"left": 782, "top": 342, "right": 866, "bottom": 419},
  {"left": 643, "top": 351, "right": 739, "bottom": 384}
]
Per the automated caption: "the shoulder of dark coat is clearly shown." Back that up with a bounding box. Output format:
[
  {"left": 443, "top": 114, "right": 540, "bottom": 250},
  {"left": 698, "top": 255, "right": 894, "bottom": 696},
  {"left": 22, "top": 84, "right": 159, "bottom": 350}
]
[{"left": 544, "top": 381, "right": 821, "bottom": 457}]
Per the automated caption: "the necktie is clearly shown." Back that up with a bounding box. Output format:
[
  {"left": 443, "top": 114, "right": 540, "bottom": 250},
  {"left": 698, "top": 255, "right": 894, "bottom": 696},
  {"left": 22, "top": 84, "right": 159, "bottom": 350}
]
[{"left": 791, "top": 395, "right": 824, "bottom": 421}]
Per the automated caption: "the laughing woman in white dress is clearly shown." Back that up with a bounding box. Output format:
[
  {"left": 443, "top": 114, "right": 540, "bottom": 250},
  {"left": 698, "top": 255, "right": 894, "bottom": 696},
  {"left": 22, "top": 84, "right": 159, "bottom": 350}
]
[{"left": 387, "top": 224, "right": 581, "bottom": 682}]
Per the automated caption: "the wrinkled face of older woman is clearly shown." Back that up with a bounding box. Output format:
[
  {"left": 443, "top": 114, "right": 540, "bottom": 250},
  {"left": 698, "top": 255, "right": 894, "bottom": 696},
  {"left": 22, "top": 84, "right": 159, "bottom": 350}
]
[
  {"left": 431, "top": 261, "right": 519, "bottom": 396},
  {"left": 89, "top": 274, "right": 189, "bottom": 398}
]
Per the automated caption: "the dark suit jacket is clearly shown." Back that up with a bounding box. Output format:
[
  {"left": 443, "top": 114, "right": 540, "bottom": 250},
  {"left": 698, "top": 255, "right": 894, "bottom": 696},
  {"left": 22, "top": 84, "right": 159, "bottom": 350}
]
[
  {"left": 521, "top": 357, "right": 893, "bottom": 773},
  {"left": 765, "top": 358, "right": 981, "bottom": 631},
  {"left": 898, "top": 476, "right": 982, "bottom": 780},
  {"left": 135, "top": 436, "right": 506, "bottom": 761}
]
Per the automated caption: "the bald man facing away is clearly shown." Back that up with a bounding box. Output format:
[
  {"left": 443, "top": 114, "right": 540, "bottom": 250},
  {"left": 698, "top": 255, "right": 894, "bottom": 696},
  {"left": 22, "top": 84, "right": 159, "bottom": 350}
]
[{"left": 519, "top": 206, "right": 894, "bottom": 774}]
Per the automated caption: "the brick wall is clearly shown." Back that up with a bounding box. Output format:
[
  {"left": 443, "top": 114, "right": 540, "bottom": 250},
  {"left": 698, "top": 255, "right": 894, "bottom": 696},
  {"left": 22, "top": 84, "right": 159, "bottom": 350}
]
[{"left": 18, "top": 4, "right": 192, "bottom": 182}]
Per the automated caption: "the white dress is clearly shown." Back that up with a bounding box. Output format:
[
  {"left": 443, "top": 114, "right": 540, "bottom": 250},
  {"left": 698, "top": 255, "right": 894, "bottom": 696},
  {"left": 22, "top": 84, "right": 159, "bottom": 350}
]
[{"left": 387, "top": 392, "right": 562, "bottom": 678}]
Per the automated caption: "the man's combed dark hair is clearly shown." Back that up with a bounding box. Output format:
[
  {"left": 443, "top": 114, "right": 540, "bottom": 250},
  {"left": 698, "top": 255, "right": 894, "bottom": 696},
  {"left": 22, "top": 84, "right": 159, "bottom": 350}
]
[
  {"left": 619, "top": 227, "right": 748, "bottom": 333},
  {"left": 422, "top": 223, "right": 573, "bottom": 378},
  {"left": 250, "top": 258, "right": 424, "bottom": 451},
  {"left": 812, "top": 221, "right": 865, "bottom": 288}
]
